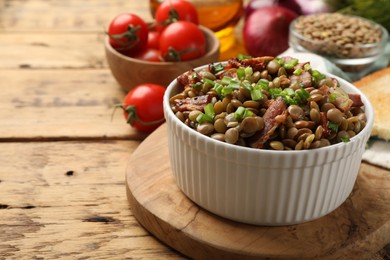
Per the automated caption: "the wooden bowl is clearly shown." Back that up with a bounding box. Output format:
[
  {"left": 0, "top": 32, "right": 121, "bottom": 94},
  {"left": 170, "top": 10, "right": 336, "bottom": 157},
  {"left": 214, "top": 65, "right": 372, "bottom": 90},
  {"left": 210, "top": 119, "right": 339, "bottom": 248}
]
[{"left": 104, "top": 25, "right": 220, "bottom": 92}]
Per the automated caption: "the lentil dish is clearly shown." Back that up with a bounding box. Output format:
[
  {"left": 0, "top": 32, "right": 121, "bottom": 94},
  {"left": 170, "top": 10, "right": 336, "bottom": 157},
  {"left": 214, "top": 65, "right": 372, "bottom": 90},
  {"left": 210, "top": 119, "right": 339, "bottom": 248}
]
[
  {"left": 291, "top": 13, "right": 386, "bottom": 59},
  {"left": 169, "top": 56, "right": 367, "bottom": 150}
]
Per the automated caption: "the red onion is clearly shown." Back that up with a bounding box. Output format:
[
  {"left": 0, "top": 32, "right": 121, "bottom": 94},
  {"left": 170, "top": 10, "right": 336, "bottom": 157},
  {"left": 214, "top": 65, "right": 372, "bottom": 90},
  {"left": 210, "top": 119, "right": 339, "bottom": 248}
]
[
  {"left": 245, "top": 0, "right": 278, "bottom": 18},
  {"left": 245, "top": 0, "right": 330, "bottom": 17},
  {"left": 243, "top": 6, "right": 298, "bottom": 57},
  {"left": 294, "top": 0, "right": 331, "bottom": 15},
  {"left": 278, "top": 0, "right": 302, "bottom": 15}
]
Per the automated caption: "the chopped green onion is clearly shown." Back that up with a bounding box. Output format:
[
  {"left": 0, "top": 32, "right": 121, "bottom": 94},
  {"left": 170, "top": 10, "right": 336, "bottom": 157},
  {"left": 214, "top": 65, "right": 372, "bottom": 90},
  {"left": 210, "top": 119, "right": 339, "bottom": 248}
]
[
  {"left": 244, "top": 109, "right": 254, "bottom": 118},
  {"left": 312, "top": 69, "right": 326, "bottom": 85},
  {"left": 213, "top": 83, "right": 223, "bottom": 96},
  {"left": 274, "top": 57, "right": 285, "bottom": 66},
  {"left": 190, "top": 82, "right": 203, "bottom": 89},
  {"left": 284, "top": 59, "right": 299, "bottom": 70},
  {"left": 242, "top": 81, "right": 252, "bottom": 92},
  {"left": 222, "top": 86, "right": 234, "bottom": 96},
  {"left": 284, "top": 88, "right": 295, "bottom": 96},
  {"left": 329, "top": 93, "right": 337, "bottom": 102},
  {"left": 284, "top": 95, "right": 297, "bottom": 105},
  {"left": 211, "top": 63, "right": 224, "bottom": 73},
  {"left": 293, "top": 67, "right": 303, "bottom": 76},
  {"left": 234, "top": 106, "right": 246, "bottom": 120},
  {"left": 234, "top": 106, "right": 254, "bottom": 120},
  {"left": 228, "top": 80, "right": 240, "bottom": 89},
  {"left": 237, "top": 54, "right": 252, "bottom": 60},
  {"left": 269, "top": 88, "right": 283, "bottom": 98},
  {"left": 192, "top": 73, "right": 198, "bottom": 79},
  {"left": 196, "top": 113, "right": 213, "bottom": 124},
  {"left": 236, "top": 68, "right": 245, "bottom": 80},
  {"left": 328, "top": 122, "right": 339, "bottom": 132},
  {"left": 202, "top": 78, "right": 215, "bottom": 87},
  {"left": 268, "top": 87, "right": 309, "bottom": 105},
  {"left": 296, "top": 88, "right": 310, "bottom": 100},
  {"left": 220, "top": 76, "right": 241, "bottom": 89},
  {"left": 340, "top": 137, "right": 350, "bottom": 143},
  {"left": 245, "top": 66, "right": 253, "bottom": 77},
  {"left": 204, "top": 103, "right": 215, "bottom": 119},
  {"left": 304, "top": 63, "right": 311, "bottom": 70},
  {"left": 256, "top": 79, "right": 269, "bottom": 89},
  {"left": 221, "top": 76, "right": 233, "bottom": 85},
  {"left": 250, "top": 89, "right": 263, "bottom": 101}
]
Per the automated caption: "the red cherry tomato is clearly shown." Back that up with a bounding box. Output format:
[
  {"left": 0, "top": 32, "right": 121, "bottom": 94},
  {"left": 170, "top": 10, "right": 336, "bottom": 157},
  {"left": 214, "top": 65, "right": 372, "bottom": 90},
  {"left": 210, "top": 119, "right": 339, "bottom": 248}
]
[
  {"left": 130, "top": 48, "right": 162, "bottom": 62},
  {"left": 147, "top": 30, "right": 160, "bottom": 49},
  {"left": 155, "top": 0, "right": 198, "bottom": 32},
  {"left": 119, "top": 84, "right": 166, "bottom": 133},
  {"left": 108, "top": 13, "right": 149, "bottom": 54},
  {"left": 159, "top": 21, "right": 206, "bottom": 61}
]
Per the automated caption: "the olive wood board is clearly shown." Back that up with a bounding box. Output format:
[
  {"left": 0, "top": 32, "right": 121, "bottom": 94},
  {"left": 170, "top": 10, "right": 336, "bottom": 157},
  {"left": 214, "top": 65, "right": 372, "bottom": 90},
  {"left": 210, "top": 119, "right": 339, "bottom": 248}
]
[{"left": 126, "top": 124, "right": 390, "bottom": 259}]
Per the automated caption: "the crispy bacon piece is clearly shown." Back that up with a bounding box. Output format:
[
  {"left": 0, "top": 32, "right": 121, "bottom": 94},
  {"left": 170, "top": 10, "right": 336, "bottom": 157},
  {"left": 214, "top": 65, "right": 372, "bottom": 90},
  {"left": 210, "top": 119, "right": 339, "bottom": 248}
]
[
  {"left": 172, "top": 95, "right": 212, "bottom": 112},
  {"left": 218, "top": 69, "right": 237, "bottom": 79},
  {"left": 247, "top": 96, "right": 287, "bottom": 149},
  {"left": 228, "top": 56, "right": 274, "bottom": 71},
  {"left": 177, "top": 69, "right": 200, "bottom": 87},
  {"left": 348, "top": 93, "right": 364, "bottom": 107},
  {"left": 289, "top": 71, "right": 312, "bottom": 88},
  {"left": 329, "top": 87, "right": 353, "bottom": 112}
]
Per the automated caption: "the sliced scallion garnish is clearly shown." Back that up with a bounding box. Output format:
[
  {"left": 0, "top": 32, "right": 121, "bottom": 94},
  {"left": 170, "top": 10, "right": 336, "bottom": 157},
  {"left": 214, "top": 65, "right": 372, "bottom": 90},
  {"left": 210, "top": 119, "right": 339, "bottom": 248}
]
[
  {"left": 328, "top": 122, "right": 339, "bottom": 132},
  {"left": 211, "top": 63, "right": 224, "bottom": 73}
]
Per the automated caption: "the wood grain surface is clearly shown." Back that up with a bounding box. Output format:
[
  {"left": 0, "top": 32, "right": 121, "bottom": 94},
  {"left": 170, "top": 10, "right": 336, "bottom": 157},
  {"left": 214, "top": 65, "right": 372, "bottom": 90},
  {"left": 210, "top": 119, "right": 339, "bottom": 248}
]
[
  {"left": 127, "top": 124, "right": 390, "bottom": 260},
  {"left": 0, "top": 0, "right": 389, "bottom": 259},
  {"left": 0, "top": 141, "right": 184, "bottom": 259},
  {"left": 0, "top": 69, "right": 148, "bottom": 140},
  {"left": 0, "top": 1, "right": 185, "bottom": 259}
]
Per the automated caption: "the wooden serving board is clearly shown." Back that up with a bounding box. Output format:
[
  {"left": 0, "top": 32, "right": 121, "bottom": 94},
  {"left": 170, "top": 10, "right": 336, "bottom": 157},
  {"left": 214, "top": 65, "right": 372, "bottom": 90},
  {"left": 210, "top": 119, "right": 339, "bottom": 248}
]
[{"left": 126, "top": 124, "right": 390, "bottom": 259}]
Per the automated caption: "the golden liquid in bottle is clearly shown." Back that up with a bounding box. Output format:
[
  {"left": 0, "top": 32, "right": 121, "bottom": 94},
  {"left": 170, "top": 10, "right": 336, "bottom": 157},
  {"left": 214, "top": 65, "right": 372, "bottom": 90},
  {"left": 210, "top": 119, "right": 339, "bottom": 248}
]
[{"left": 149, "top": 0, "right": 244, "bottom": 60}]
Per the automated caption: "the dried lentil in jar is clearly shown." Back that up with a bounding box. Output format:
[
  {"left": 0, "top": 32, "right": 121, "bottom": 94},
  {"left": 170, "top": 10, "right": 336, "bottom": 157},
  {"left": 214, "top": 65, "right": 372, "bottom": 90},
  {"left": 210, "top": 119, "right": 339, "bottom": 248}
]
[
  {"left": 292, "top": 13, "right": 385, "bottom": 59},
  {"left": 169, "top": 56, "right": 367, "bottom": 151}
]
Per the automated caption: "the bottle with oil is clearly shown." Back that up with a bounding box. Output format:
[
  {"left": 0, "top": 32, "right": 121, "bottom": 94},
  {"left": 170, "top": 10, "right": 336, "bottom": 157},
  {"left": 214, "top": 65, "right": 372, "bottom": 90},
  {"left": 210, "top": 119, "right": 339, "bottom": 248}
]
[{"left": 149, "top": 0, "right": 244, "bottom": 60}]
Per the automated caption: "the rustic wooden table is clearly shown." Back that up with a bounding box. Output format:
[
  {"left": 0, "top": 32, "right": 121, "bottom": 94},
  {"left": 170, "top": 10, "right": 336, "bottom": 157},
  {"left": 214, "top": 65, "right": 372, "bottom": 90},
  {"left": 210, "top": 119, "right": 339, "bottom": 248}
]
[{"left": 0, "top": 1, "right": 388, "bottom": 259}]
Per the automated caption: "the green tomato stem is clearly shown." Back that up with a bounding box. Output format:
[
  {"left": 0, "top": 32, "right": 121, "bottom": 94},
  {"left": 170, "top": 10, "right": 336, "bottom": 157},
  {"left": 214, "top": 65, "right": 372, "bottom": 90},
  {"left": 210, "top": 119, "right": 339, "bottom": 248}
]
[{"left": 125, "top": 106, "right": 165, "bottom": 126}]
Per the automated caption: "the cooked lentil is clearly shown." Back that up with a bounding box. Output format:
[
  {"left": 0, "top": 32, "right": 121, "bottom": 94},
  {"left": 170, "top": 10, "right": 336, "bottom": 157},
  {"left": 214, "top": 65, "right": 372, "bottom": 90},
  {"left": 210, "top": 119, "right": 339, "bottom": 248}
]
[
  {"left": 170, "top": 56, "right": 367, "bottom": 150},
  {"left": 292, "top": 13, "right": 384, "bottom": 59}
]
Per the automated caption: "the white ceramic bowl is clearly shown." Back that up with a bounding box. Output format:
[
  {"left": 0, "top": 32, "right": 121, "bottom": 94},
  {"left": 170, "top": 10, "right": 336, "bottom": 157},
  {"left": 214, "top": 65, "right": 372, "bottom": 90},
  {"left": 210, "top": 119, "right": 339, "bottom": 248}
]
[{"left": 163, "top": 64, "right": 374, "bottom": 226}]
